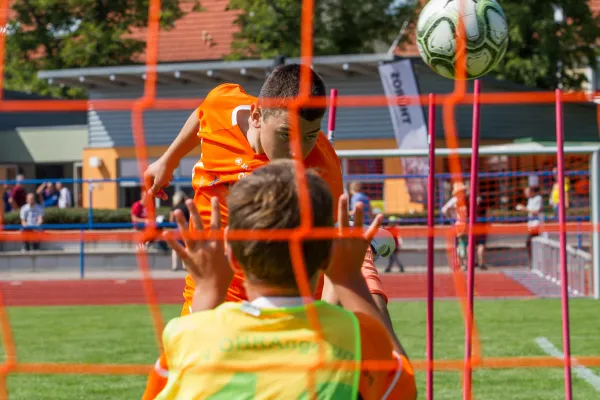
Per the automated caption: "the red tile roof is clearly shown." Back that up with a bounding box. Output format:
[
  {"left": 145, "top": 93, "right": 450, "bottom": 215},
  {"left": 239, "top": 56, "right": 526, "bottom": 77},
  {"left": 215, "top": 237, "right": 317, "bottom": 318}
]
[{"left": 130, "top": 0, "right": 239, "bottom": 62}]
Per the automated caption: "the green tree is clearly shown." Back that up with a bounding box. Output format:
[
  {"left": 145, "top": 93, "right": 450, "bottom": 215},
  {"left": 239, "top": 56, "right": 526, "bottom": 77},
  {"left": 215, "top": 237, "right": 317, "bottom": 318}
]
[
  {"left": 4, "top": 0, "right": 201, "bottom": 98},
  {"left": 226, "top": 0, "right": 417, "bottom": 59},
  {"left": 495, "top": 0, "right": 600, "bottom": 90}
]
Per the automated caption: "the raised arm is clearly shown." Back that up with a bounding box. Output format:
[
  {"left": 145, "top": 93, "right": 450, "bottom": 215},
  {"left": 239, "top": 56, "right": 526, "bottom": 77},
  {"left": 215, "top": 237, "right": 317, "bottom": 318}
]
[
  {"left": 327, "top": 195, "right": 406, "bottom": 357},
  {"left": 144, "top": 110, "right": 201, "bottom": 200}
]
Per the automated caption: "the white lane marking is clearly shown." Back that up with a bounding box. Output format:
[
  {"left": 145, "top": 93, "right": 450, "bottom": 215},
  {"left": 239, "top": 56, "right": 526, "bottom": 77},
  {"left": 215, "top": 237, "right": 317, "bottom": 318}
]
[
  {"left": 534, "top": 336, "right": 600, "bottom": 391},
  {"left": 115, "top": 280, "right": 127, "bottom": 284}
]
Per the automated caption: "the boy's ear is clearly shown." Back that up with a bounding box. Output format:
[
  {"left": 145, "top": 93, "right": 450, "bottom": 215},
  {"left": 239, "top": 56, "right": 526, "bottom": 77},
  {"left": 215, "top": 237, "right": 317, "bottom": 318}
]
[
  {"left": 224, "top": 227, "right": 243, "bottom": 274},
  {"left": 250, "top": 103, "right": 262, "bottom": 129}
]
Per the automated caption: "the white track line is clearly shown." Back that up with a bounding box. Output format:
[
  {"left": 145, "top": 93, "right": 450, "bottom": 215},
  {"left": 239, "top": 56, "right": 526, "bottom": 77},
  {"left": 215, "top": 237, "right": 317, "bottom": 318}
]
[{"left": 534, "top": 337, "right": 600, "bottom": 392}]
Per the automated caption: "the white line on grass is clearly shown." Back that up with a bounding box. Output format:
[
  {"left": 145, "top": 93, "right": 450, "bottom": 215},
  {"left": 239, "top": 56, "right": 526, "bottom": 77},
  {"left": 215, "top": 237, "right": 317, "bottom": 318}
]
[{"left": 534, "top": 337, "right": 600, "bottom": 392}]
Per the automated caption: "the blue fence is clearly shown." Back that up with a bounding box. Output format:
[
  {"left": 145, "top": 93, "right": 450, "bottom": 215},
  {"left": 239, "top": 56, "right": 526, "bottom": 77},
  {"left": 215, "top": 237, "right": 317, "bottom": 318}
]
[
  {"left": 344, "top": 169, "right": 591, "bottom": 225},
  {"left": 0, "top": 170, "right": 590, "bottom": 278},
  {"left": 0, "top": 170, "right": 591, "bottom": 230}
]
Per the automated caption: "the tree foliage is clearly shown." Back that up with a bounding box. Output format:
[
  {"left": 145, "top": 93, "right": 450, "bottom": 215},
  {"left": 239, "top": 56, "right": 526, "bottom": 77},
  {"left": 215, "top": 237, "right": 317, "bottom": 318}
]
[
  {"left": 495, "top": 0, "right": 600, "bottom": 90},
  {"left": 226, "top": 0, "right": 417, "bottom": 59},
  {"left": 5, "top": 0, "right": 200, "bottom": 98}
]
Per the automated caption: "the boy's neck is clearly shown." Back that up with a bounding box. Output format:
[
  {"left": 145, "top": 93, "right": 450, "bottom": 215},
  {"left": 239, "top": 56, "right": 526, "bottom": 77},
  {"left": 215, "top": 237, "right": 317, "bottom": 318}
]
[{"left": 244, "top": 282, "right": 312, "bottom": 302}]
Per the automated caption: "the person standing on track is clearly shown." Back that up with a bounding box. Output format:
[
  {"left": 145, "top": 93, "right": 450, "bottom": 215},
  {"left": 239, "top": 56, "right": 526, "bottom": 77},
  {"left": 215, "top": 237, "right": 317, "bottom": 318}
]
[
  {"left": 516, "top": 186, "right": 543, "bottom": 268},
  {"left": 442, "top": 182, "right": 468, "bottom": 270}
]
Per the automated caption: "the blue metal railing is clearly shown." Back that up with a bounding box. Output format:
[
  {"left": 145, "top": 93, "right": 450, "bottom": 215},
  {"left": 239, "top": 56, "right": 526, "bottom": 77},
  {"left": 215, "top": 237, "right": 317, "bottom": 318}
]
[{"left": 0, "top": 171, "right": 591, "bottom": 278}]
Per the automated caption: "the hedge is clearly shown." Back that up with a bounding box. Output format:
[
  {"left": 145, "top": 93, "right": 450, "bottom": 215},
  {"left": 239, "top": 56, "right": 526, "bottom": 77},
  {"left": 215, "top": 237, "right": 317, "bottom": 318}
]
[
  {"left": 3, "top": 207, "right": 172, "bottom": 226},
  {"left": 385, "top": 206, "right": 590, "bottom": 221},
  {"left": 2, "top": 205, "right": 589, "bottom": 226}
]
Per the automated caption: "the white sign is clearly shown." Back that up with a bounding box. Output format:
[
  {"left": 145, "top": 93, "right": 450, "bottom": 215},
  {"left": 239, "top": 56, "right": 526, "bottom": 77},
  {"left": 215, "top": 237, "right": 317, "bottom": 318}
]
[{"left": 378, "top": 59, "right": 429, "bottom": 204}]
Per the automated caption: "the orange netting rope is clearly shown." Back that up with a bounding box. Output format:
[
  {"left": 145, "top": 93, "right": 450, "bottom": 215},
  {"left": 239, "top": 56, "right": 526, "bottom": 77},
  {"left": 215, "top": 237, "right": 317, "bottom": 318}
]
[{"left": 0, "top": 0, "right": 598, "bottom": 399}]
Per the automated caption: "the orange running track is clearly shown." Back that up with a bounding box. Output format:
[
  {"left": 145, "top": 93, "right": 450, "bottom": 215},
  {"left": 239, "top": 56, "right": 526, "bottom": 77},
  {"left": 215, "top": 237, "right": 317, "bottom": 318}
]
[{"left": 0, "top": 273, "right": 533, "bottom": 307}]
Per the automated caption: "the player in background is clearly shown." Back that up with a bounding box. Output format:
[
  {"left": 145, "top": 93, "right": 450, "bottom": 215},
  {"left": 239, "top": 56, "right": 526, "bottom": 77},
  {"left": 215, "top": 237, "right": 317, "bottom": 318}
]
[
  {"left": 442, "top": 182, "right": 469, "bottom": 270},
  {"left": 142, "top": 64, "right": 393, "bottom": 399},
  {"left": 155, "top": 160, "right": 416, "bottom": 400}
]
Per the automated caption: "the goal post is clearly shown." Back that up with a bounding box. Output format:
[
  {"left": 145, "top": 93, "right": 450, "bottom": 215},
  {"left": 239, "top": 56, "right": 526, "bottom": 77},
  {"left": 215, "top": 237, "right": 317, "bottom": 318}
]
[
  {"left": 591, "top": 149, "right": 600, "bottom": 299},
  {"left": 336, "top": 145, "right": 600, "bottom": 298}
]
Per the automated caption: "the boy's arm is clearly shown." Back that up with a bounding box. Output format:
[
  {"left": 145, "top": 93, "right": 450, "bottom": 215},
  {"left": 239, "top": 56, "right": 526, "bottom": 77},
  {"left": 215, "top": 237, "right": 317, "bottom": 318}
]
[
  {"left": 327, "top": 196, "right": 407, "bottom": 358},
  {"left": 329, "top": 268, "right": 406, "bottom": 358},
  {"left": 357, "top": 312, "right": 417, "bottom": 400},
  {"left": 145, "top": 110, "right": 200, "bottom": 199},
  {"left": 322, "top": 247, "right": 396, "bottom": 340},
  {"left": 164, "top": 198, "right": 232, "bottom": 313}
]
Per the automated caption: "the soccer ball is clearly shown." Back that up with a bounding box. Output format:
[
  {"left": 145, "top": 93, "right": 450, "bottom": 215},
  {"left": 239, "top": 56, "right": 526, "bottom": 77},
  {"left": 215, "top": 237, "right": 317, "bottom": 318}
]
[{"left": 416, "top": 0, "right": 509, "bottom": 80}]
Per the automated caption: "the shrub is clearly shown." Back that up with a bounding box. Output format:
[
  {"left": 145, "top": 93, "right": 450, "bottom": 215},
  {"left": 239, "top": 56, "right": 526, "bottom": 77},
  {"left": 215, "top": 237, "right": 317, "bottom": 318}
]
[{"left": 3, "top": 207, "right": 172, "bottom": 226}]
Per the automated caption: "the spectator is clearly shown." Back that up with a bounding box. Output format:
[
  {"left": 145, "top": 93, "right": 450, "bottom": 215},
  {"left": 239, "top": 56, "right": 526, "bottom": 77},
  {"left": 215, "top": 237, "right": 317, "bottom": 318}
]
[
  {"left": 516, "top": 186, "right": 543, "bottom": 267},
  {"left": 20, "top": 193, "right": 44, "bottom": 252},
  {"left": 475, "top": 194, "right": 489, "bottom": 270},
  {"left": 56, "top": 182, "right": 72, "bottom": 208},
  {"left": 131, "top": 191, "right": 149, "bottom": 226},
  {"left": 348, "top": 181, "right": 372, "bottom": 224},
  {"left": 36, "top": 182, "right": 59, "bottom": 208},
  {"left": 169, "top": 191, "right": 190, "bottom": 271},
  {"left": 550, "top": 167, "right": 570, "bottom": 219},
  {"left": 442, "top": 182, "right": 468, "bottom": 270},
  {"left": 2, "top": 184, "right": 11, "bottom": 213},
  {"left": 9, "top": 175, "right": 27, "bottom": 211},
  {"left": 384, "top": 218, "right": 404, "bottom": 273},
  {"left": 131, "top": 191, "right": 149, "bottom": 250}
]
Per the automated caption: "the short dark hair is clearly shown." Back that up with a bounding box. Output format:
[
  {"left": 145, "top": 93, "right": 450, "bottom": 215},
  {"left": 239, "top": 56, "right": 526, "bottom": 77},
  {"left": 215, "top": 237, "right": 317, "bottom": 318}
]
[
  {"left": 227, "top": 160, "right": 333, "bottom": 288},
  {"left": 258, "top": 64, "right": 326, "bottom": 122}
]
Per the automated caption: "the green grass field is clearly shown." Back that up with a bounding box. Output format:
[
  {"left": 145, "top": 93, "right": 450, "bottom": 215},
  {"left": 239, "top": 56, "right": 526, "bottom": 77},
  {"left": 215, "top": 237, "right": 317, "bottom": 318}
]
[{"left": 1, "top": 299, "right": 599, "bottom": 399}]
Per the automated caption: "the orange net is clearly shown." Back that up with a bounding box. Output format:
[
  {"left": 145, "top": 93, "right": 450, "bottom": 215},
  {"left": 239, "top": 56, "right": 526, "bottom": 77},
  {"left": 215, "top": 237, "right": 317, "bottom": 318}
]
[{"left": 0, "top": 0, "right": 600, "bottom": 399}]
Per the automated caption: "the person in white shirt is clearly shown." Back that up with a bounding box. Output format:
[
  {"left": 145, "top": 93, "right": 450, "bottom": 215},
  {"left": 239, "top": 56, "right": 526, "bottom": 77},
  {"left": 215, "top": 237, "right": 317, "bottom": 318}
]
[
  {"left": 56, "top": 182, "right": 72, "bottom": 208},
  {"left": 20, "top": 193, "right": 44, "bottom": 251},
  {"left": 516, "top": 186, "right": 543, "bottom": 267}
]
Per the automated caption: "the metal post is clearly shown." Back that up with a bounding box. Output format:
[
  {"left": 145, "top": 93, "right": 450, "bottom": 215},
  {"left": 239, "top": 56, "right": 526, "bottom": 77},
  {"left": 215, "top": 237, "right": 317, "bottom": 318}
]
[
  {"left": 464, "top": 79, "right": 482, "bottom": 400},
  {"left": 577, "top": 218, "right": 582, "bottom": 250},
  {"left": 88, "top": 182, "right": 94, "bottom": 230},
  {"left": 591, "top": 150, "right": 600, "bottom": 299},
  {"left": 79, "top": 229, "right": 85, "bottom": 279},
  {"left": 555, "top": 89, "right": 573, "bottom": 400},
  {"left": 426, "top": 93, "right": 436, "bottom": 400},
  {"left": 438, "top": 179, "right": 445, "bottom": 224}
]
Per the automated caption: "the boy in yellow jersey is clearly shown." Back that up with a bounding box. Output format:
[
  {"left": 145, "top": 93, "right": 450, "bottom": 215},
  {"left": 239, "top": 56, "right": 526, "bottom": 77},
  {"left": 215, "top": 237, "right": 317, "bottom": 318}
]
[{"left": 156, "top": 160, "right": 416, "bottom": 400}]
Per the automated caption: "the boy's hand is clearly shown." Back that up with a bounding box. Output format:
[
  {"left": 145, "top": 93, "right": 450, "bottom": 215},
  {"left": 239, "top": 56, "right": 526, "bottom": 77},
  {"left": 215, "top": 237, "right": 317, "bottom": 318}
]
[
  {"left": 144, "top": 158, "right": 175, "bottom": 201},
  {"left": 163, "top": 198, "right": 232, "bottom": 292},
  {"left": 327, "top": 194, "right": 383, "bottom": 285}
]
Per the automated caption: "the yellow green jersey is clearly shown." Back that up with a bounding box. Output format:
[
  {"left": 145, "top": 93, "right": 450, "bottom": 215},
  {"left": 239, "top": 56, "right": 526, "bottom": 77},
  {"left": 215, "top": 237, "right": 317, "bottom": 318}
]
[{"left": 157, "top": 300, "right": 361, "bottom": 400}]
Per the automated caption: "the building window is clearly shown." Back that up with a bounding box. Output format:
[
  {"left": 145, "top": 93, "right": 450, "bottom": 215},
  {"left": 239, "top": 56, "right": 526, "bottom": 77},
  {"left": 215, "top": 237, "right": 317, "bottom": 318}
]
[{"left": 346, "top": 159, "right": 384, "bottom": 200}]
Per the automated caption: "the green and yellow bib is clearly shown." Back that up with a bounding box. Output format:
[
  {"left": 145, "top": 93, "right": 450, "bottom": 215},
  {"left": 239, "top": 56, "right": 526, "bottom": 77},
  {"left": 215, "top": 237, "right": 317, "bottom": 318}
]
[{"left": 158, "top": 301, "right": 361, "bottom": 400}]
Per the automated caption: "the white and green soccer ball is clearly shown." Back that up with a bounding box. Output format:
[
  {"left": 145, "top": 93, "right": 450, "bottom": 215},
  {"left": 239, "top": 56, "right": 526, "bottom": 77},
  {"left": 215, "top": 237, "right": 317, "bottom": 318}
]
[{"left": 416, "top": 0, "right": 509, "bottom": 80}]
